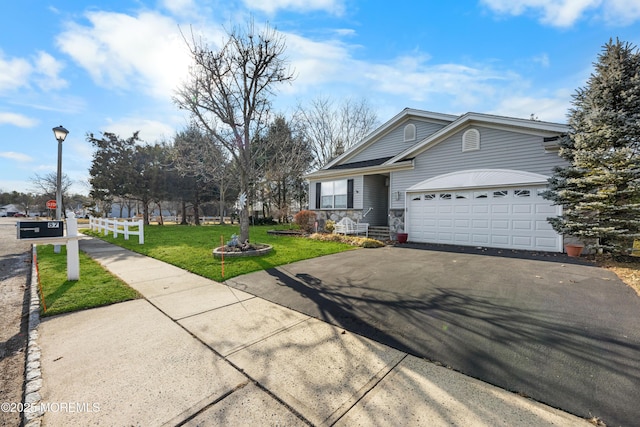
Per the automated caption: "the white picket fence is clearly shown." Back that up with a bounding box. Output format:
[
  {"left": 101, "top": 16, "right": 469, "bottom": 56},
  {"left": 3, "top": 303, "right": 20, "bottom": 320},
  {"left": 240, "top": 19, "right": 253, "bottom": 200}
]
[{"left": 89, "top": 217, "right": 144, "bottom": 244}]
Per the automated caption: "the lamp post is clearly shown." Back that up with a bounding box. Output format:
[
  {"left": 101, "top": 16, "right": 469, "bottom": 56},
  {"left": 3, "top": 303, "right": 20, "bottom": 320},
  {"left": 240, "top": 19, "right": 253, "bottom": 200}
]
[{"left": 52, "top": 126, "right": 69, "bottom": 221}]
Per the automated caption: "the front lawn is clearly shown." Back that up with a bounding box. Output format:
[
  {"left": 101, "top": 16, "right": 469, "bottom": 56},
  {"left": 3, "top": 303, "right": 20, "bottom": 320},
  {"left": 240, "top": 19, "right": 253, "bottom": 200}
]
[
  {"left": 36, "top": 245, "right": 140, "bottom": 316},
  {"left": 82, "top": 224, "right": 356, "bottom": 282}
]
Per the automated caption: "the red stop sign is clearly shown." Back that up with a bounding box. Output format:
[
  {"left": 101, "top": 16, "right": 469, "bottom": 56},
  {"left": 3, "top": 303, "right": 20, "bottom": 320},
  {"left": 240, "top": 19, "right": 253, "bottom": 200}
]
[{"left": 46, "top": 200, "right": 57, "bottom": 209}]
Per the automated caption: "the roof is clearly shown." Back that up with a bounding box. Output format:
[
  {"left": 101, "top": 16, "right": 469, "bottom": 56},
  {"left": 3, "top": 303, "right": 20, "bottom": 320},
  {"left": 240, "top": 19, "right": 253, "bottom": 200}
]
[
  {"left": 321, "top": 108, "right": 457, "bottom": 170},
  {"left": 307, "top": 109, "right": 569, "bottom": 180},
  {"left": 328, "top": 156, "right": 393, "bottom": 170}
]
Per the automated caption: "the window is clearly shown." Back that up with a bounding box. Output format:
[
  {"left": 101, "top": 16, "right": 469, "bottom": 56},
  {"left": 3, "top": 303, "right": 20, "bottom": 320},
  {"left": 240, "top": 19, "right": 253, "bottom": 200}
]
[
  {"left": 514, "top": 189, "right": 531, "bottom": 198},
  {"left": 474, "top": 191, "right": 488, "bottom": 199},
  {"left": 462, "top": 128, "right": 480, "bottom": 152},
  {"left": 412, "top": 196, "right": 421, "bottom": 201},
  {"left": 424, "top": 193, "right": 436, "bottom": 200},
  {"left": 404, "top": 123, "right": 416, "bottom": 142},
  {"left": 493, "top": 190, "right": 508, "bottom": 198},
  {"left": 321, "top": 180, "right": 348, "bottom": 208},
  {"left": 455, "top": 192, "right": 469, "bottom": 199},
  {"left": 440, "top": 193, "right": 452, "bottom": 200}
]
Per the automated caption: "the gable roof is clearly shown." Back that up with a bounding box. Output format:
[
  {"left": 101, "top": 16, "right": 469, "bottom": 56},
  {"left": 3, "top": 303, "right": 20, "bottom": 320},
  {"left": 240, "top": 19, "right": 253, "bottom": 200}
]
[
  {"left": 306, "top": 109, "right": 569, "bottom": 180},
  {"left": 321, "top": 108, "right": 457, "bottom": 170},
  {"left": 385, "top": 112, "right": 569, "bottom": 165}
]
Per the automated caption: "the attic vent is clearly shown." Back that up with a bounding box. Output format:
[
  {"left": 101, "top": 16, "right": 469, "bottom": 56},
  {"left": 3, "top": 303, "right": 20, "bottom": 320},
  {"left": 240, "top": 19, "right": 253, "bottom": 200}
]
[
  {"left": 404, "top": 123, "right": 416, "bottom": 142},
  {"left": 462, "top": 128, "right": 480, "bottom": 152}
]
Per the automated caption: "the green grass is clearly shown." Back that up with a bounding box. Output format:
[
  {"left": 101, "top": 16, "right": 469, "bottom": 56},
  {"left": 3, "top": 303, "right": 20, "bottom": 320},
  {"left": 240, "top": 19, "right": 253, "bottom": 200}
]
[
  {"left": 36, "top": 245, "right": 140, "bottom": 317},
  {"left": 82, "top": 224, "right": 356, "bottom": 282}
]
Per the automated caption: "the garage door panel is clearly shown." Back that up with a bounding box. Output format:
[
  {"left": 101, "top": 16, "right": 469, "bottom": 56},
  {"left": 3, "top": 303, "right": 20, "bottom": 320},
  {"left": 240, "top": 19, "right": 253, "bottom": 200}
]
[
  {"left": 512, "top": 236, "right": 533, "bottom": 247},
  {"left": 407, "top": 185, "right": 561, "bottom": 252},
  {"left": 472, "top": 219, "right": 489, "bottom": 229},
  {"left": 536, "top": 204, "right": 558, "bottom": 214},
  {"left": 513, "top": 221, "right": 532, "bottom": 230},
  {"left": 491, "top": 235, "right": 510, "bottom": 245},
  {"left": 535, "top": 237, "right": 559, "bottom": 249},
  {"left": 491, "top": 220, "right": 509, "bottom": 230},
  {"left": 472, "top": 234, "right": 489, "bottom": 244},
  {"left": 513, "top": 204, "right": 532, "bottom": 214},
  {"left": 454, "top": 205, "right": 470, "bottom": 214},
  {"left": 454, "top": 233, "right": 471, "bottom": 243},
  {"left": 491, "top": 204, "right": 510, "bottom": 214}
]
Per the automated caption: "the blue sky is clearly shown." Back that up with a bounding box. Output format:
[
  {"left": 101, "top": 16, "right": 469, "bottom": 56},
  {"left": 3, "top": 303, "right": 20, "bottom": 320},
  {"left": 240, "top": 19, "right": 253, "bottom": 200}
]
[{"left": 2, "top": 0, "right": 640, "bottom": 195}]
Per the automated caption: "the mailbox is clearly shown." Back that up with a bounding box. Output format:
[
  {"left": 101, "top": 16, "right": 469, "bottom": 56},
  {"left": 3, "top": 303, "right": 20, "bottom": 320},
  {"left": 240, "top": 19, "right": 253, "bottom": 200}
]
[{"left": 17, "top": 221, "right": 64, "bottom": 239}]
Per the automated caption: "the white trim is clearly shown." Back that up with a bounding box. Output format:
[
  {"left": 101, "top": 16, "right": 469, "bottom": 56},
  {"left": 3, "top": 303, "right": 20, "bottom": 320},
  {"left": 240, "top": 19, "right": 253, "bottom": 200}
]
[
  {"left": 305, "top": 159, "right": 414, "bottom": 180},
  {"left": 406, "top": 169, "right": 549, "bottom": 192}
]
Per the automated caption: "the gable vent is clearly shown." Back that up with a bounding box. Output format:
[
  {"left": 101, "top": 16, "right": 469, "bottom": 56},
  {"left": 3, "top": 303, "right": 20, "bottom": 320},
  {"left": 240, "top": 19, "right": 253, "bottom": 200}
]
[
  {"left": 462, "top": 128, "right": 480, "bottom": 152},
  {"left": 404, "top": 123, "right": 416, "bottom": 142}
]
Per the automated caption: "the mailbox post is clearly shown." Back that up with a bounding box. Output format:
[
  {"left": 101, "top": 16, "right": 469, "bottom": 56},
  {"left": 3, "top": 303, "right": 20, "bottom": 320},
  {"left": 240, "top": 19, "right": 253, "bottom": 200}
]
[{"left": 16, "top": 213, "right": 80, "bottom": 280}]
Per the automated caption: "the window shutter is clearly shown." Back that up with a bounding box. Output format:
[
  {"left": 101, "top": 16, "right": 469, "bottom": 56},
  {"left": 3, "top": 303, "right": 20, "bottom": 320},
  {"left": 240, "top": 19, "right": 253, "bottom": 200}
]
[
  {"left": 347, "top": 179, "right": 354, "bottom": 209},
  {"left": 315, "top": 182, "right": 321, "bottom": 209}
]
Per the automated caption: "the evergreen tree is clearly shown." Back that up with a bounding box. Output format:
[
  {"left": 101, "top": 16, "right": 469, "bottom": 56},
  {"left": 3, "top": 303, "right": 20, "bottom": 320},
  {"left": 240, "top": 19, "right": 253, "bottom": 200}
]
[{"left": 545, "top": 39, "right": 640, "bottom": 255}]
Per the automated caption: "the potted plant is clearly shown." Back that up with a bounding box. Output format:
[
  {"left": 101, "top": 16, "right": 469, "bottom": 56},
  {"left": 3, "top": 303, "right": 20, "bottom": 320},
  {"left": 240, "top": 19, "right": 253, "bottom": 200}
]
[
  {"left": 564, "top": 243, "right": 584, "bottom": 257},
  {"left": 396, "top": 230, "right": 408, "bottom": 243}
]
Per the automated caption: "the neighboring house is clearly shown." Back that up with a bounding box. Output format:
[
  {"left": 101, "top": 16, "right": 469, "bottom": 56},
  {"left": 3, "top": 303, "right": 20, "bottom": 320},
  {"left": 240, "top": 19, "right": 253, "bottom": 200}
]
[
  {"left": 305, "top": 108, "right": 570, "bottom": 252},
  {"left": 0, "top": 204, "right": 20, "bottom": 216}
]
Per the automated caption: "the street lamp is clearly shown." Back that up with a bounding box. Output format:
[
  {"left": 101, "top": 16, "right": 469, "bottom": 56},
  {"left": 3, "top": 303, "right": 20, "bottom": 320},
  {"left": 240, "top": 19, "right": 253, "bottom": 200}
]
[{"left": 52, "top": 125, "right": 69, "bottom": 221}]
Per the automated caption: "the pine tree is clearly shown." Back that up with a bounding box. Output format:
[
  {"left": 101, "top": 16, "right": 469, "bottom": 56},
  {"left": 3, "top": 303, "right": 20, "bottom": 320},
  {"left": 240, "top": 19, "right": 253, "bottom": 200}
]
[{"left": 545, "top": 39, "right": 640, "bottom": 255}]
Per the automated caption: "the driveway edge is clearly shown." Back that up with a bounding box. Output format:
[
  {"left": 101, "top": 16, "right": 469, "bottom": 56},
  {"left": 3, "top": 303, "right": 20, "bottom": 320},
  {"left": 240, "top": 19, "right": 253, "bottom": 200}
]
[{"left": 23, "top": 245, "right": 44, "bottom": 427}]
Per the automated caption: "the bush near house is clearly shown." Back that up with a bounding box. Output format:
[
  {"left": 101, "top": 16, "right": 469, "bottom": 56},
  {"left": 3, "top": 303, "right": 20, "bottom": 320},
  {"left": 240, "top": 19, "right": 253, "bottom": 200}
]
[
  {"left": 309, "top": 233, "right": 385, "bottom": 248},
  {"left": 294, "top": 210, "right": 317, "bottom": 233}
]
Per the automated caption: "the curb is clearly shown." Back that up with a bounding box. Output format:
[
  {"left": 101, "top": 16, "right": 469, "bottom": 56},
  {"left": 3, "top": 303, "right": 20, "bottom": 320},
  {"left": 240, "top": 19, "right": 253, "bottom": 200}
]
[{"left": 23, "top": 246, "right": 44, "bottom": 427}]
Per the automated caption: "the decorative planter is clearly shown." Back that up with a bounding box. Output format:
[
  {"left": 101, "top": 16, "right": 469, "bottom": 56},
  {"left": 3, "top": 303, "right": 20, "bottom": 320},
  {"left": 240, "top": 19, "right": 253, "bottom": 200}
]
[
  {"left": 565, "top": 244, "right": 584, "bottom": 257},
  {"left": 212, "top": 244, "right": 272, "bottom": 259},
  {"left": 397, "top": 233, "right": 408, "bottom": 244}
]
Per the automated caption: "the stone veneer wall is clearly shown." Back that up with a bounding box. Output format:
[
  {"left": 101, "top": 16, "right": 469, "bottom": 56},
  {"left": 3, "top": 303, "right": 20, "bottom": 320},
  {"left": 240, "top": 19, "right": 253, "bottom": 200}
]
[
  {"left": 388, "top": 209, "right": 405, "bottom": 238},
  {"left": 314, "top": 210, "right": 363, "bottom": 231}
]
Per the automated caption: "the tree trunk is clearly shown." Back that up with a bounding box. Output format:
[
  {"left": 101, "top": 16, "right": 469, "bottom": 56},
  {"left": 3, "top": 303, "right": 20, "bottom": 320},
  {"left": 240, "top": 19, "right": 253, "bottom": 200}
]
[
  {"left": 156, "top": 202, "right": 164, "bottom": 225},
  {"left": 193, "top": 195, "right": 201, "bottom": 226},
  {"left": 181, "top": 200, "right": 188, "bottom": 225},
  {"left": 142, "top": 201, "right": 150, "bottom": 225}
]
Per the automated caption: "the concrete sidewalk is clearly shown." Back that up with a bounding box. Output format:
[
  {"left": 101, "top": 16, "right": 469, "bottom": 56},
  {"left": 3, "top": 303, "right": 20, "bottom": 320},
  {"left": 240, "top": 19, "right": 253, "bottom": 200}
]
[{"left": 36, "top": 237, "right": 592, "bottom": 426}]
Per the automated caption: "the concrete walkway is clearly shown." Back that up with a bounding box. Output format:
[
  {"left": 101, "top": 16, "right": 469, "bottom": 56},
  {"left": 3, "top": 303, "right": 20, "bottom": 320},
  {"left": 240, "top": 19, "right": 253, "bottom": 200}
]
[{"left": 37, "top": 237, "right": 593, "bottom": 426}]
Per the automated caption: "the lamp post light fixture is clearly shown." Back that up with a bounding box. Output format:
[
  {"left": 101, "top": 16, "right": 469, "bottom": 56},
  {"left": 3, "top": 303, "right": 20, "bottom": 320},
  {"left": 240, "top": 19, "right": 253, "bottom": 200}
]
[{"left": 52, "top": 125, "right": 69, "bottom": 222}]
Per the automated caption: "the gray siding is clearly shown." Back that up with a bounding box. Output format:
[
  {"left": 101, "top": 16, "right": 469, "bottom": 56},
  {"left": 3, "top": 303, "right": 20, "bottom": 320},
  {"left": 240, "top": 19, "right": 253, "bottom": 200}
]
[
  {"left": 348, "top": 119, "right": 446, "bottom": 163},
  {"left": 390, "top": 126, "right": 568, "bottom": 209},
  {"left": 362, "top": 175, "right": 388, "bottom": 226},
  {"left": 309, "top": 176, "right": 363, "bottom": 210}
]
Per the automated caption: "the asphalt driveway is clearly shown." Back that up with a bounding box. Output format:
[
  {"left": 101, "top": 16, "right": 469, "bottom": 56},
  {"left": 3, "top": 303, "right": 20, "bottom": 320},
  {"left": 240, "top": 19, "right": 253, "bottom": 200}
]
[{"left": 225, "top": 245, "right": 640, "bottom": 427}]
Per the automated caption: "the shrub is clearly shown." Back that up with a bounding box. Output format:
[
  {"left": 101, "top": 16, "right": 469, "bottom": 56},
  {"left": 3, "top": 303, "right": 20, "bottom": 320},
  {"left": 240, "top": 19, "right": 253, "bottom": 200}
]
[
  {"left": 309, "top": 233, "right": 385, "bottom": 248},
  {"left": 325, "top": 219, "right": 335, "bottom": 233},
  {"left": 294, "top": 210, "right": 317, "bottom": 233}
]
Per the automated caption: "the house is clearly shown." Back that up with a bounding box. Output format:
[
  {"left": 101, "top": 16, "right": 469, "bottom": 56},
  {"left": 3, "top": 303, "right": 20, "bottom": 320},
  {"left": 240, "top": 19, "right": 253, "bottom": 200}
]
[{"left": 305, "top": 108, "right": 570, "bottom": 252}]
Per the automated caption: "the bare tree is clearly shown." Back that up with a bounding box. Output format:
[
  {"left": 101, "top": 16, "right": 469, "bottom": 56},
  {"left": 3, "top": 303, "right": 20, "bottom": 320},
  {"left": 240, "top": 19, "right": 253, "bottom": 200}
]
[
  {"left": 172, "top": 123, "right": 229, "bottom": 225},
  {"left": 293, "top": 96, "right": 379, "bottom": 169},
  {"left": 174, "top": 20, "right": 294, "bottom": 242},
  {"left": 30, "top": 172, "right": 73, "bottom": 216}
]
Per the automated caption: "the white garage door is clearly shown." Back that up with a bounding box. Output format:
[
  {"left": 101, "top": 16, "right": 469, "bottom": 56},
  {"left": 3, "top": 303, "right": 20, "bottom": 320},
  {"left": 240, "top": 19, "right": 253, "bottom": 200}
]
[{"left": 407, "top": 186, "right": 562, "bottom": 251}]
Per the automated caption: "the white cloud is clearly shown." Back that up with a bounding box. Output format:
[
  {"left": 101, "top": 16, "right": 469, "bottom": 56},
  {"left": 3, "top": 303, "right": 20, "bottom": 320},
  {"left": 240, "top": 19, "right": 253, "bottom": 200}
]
[
  {"left": 0, "top": 112, "right": 38, "bottom": 128},
  {"left": 481, "top": 0, "right": 640, "bottom": 27},
  {"left": 56, "top": 11, "right": 192, "bottom": 99},
  {"left": 33, "top": 51, "right": 68, "bottom": 90},
  {"left": 0, "top": 51, "right": 31, "bottom": 93},
  {"left": 532, "top": 53, "right": 550, "bottom": 67},
  {"left": 101, "top": 117, "right": 176, "bottom": 143},
  {"left": 488, "top": 90, "right": 572, "bottom": 123},
  {"left": 243, "top": 0, "right": 345, "bottom": 15},
  {"left": 0, "top": 152, "right": 33, "bottom": 162}
]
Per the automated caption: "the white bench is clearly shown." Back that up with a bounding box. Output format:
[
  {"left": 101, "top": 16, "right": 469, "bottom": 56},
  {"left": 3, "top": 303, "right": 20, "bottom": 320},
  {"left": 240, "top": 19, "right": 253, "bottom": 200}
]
[{"left": 334, "top": 217, "right": 369, "bottom": 237}]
